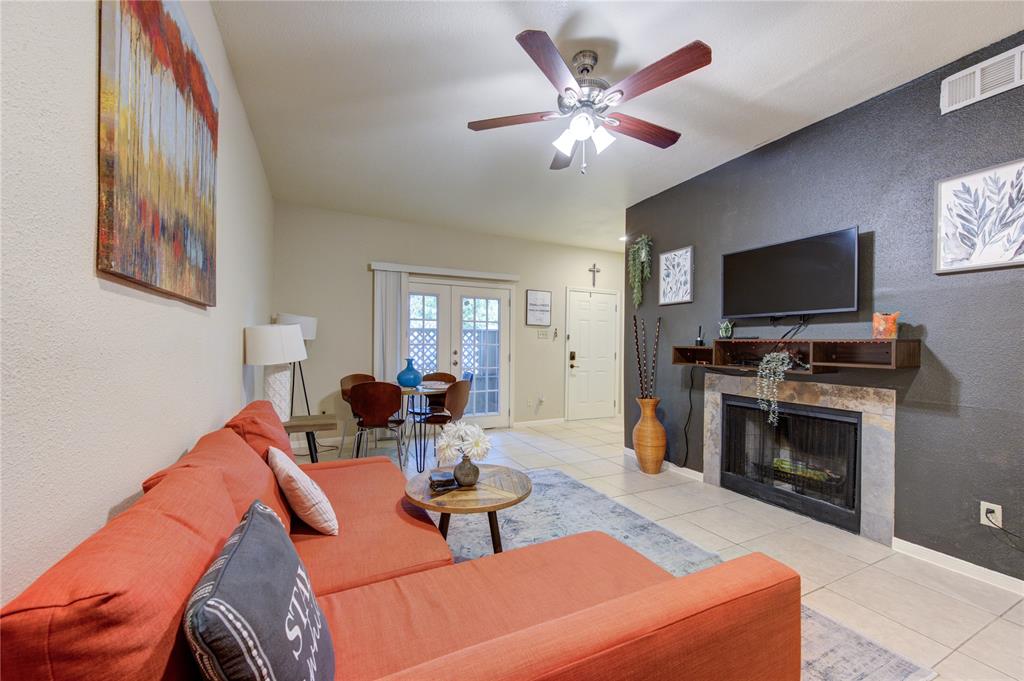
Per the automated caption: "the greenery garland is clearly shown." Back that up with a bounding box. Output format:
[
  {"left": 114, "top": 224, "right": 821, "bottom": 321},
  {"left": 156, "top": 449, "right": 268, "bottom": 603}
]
[
  {"left": 627, "top": 235, "right": 653, "bottom": 307},
  {"left": 756, "top": 351, "right": 809, "bottom": 426}
]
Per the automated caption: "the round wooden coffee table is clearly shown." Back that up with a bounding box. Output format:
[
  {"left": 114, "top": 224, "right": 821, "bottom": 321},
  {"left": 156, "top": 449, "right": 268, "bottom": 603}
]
[{"left": 405, "top": 464, "right": 532, "bottom": 553}]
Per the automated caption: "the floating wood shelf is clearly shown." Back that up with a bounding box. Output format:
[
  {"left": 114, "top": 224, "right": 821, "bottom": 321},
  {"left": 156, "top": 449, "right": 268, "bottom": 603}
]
[{"left": 672, "top": 339, "right": 921, "bottom": 372}]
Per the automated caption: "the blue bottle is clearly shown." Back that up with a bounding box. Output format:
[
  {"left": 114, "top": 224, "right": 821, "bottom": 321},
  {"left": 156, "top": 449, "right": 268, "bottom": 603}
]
[{"left": 396, "top": 358, "right": 422, "bottom": 387}]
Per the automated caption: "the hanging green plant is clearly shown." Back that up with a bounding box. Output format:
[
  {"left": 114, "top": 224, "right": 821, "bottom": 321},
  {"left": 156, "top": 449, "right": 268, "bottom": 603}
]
[
  {"left": 627, "top": 235, "right": 653, "bottom": 307},
  {"left": 756, "top": 351, "right": 810, "bottom": 426}
]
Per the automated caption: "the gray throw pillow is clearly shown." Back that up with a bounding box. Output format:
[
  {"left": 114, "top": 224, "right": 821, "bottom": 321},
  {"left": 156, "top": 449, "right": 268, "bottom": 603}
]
[{"left": 184, "top": 501, "right": 335, "bottom": 681}]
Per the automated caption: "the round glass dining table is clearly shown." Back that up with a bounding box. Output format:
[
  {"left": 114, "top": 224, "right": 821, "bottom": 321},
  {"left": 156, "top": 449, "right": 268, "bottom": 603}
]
[{"left": 397, "top": 381, "right": 451, "bottom": 472}]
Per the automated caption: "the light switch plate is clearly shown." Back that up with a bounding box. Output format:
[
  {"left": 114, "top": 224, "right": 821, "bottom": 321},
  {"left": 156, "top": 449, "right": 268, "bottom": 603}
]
[{"left": 537, "top": 329, "right": 548, "bottom": 339}]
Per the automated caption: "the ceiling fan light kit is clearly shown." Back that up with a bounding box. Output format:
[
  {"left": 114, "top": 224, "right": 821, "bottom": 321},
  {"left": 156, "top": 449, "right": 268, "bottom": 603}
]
[{"left": 468, "top": 30, "right": 711, "bottom": 174}]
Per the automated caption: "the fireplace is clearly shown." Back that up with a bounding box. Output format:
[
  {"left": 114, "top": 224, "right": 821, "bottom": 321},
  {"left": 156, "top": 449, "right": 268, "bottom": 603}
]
[{"left": 721, "top": 395, "right": 861, "bottom": 533}]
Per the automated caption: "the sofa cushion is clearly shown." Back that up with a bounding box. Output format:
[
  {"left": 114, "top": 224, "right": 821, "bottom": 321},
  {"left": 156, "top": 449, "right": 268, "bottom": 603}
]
[
  {"left": 184, "top": 501, "right": 334, "bottom": 681},
  {"left": 0, "top": 466, "right": 238, "bottom": 681},
  {"left": 143, "top": 428, "right": 292, "bottom": 533},
  {"left": 292, "top": 457, "right": 452, "bottom": 595},
  {"left": 268, "top": 446, "right": 338, "bottom": 535},
  {"left": 225, "top": 400, "right": 294, "bottom": 461},
  {"left": 318, "top": 531, "right": 672, "bottom": 681}
]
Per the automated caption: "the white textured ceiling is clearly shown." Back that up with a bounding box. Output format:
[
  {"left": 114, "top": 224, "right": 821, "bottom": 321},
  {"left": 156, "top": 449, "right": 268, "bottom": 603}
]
[{"left": 212, "top": 2, "right": 1023, "bottom": 252}]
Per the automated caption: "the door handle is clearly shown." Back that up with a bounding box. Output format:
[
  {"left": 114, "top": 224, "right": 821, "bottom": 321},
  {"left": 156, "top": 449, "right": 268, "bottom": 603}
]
[
  {"left": 569, "top": 363, "right": 577, "bottom": 369},
  {"left": 452, "top": 360, "right": 459, "bottom": 366}
]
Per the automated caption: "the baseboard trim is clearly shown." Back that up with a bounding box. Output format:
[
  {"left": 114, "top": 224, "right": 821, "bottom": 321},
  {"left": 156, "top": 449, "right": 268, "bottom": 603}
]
[
  {"left": 891, "top": 538, "right": 1023, "bottom": 594},
  {"left": 513, "top": 417, "right": 566, "bottom": 427},
  {"left": 622, "top": 448, "right": 703, "bottom": 481}
]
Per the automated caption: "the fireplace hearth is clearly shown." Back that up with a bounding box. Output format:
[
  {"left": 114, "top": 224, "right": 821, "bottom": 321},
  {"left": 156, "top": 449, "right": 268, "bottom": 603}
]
[{"left": 721, "top": 395, "right": 861, "bottom": 533}]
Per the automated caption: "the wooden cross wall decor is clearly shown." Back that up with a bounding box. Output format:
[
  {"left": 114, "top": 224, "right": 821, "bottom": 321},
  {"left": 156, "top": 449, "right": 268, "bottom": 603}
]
[{"left": 589, "top": 263, "right": 601, "bottom": 287}]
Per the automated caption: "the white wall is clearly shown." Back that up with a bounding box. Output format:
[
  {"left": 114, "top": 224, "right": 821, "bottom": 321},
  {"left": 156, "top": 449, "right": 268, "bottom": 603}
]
[
  {"left": 272, "top": 202, "right": 625, "bottom": 425},
  {"left": 0, "top": 2, "right": 274, "bottom": 602}
]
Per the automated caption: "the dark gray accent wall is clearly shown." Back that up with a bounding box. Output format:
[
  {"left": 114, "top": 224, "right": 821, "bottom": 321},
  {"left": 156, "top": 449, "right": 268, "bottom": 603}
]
[{"left": 624, "top": 33, "right": 1024, "bottom": 578}]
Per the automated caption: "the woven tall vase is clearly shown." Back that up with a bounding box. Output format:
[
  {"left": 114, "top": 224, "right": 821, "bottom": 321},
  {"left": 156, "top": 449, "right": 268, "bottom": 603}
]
[{"left": 632, "top": 397, "right": 667, "bottom": 474}]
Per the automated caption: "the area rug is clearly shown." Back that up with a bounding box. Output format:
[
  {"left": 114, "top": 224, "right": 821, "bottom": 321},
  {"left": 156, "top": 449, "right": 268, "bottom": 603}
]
[{"left": 438, "top": 468, "right": 935, "bottom": 681}]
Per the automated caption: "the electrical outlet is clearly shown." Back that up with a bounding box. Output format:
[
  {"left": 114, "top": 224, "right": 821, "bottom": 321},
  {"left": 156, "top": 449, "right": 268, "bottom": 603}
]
[
  {"left": 980, "top": 501, "right": 1003, "bottom": 528},
  {"left": 527, "top": 399, "right": 534, "bottom": 408}
]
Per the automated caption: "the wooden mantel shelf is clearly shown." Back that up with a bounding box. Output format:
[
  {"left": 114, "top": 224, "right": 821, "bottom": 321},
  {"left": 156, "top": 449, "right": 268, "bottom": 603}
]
[{"left": 672, "top": 338, "right": 921, "bottom": 373}]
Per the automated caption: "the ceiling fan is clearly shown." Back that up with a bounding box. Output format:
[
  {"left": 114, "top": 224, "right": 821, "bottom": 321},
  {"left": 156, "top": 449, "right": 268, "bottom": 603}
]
[{"left": 468, "top": 30, "right": 711, "bottom": 173}]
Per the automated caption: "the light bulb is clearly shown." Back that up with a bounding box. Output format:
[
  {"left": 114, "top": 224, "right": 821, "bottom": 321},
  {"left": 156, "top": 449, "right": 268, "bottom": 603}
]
[
  {"left": 592, "top": 126, "right": 616, "bottom": 154},
  {"left": 552, "top": 129, "right": 576, "bottom": 156},
  {"left": 568, "top": 111, "right": 595, "bottom": 141}
]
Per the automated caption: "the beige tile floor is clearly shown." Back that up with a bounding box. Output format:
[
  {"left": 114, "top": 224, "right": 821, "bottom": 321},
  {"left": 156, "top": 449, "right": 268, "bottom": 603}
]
[{"left": 306, "top": 417, "right": 1023, "bottom": 680}]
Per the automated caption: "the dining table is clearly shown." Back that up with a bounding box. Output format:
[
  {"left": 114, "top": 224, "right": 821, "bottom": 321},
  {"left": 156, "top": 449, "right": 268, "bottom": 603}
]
[{"left": 399, "top": 381, "right": 452, "bottom": 472}]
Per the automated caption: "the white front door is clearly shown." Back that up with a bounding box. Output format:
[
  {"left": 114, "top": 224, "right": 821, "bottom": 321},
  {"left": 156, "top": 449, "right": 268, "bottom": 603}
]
[
  {"left": 566, "top": 289, "right": 618, "bottom": 420},
  {"left": 407, "top": 282, "right": 511, "bottom": 429}
]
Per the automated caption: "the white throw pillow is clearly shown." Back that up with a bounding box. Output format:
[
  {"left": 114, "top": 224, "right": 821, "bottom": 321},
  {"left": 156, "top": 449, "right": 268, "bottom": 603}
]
[{"left": 266, "top": 446, "right": 339, "bottom": 536}]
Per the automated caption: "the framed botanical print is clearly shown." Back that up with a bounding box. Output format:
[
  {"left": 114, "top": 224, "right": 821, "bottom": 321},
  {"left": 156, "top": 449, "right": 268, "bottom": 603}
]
[
  {"left": 659, "top": 246, "right": 693, "bottom": 305},
  {"left": 935, "top": 159, "right": 1024, "bottom": 274}
]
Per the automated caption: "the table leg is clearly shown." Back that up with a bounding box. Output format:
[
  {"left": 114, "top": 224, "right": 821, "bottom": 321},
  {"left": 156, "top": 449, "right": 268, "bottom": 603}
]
[
  {"left": 487, "top": 511, "right": 502, "bottom": 553},
  {"left": 438, "top": 513, "right": 450, "bottom": 539},
  {"left": 415, "top": 398, "right": 427, "bottom": 473},
  {"left": 305, "top": 431, "right": 319, "bottom": 464}
]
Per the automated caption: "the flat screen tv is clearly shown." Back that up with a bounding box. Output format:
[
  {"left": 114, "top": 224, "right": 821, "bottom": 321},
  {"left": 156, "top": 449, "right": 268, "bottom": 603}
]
[{"left": 722, "top": 226, "right": 858, "bottom": 319}]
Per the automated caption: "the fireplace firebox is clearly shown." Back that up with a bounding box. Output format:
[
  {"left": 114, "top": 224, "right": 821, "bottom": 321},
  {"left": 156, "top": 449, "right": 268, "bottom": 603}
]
[{"left": 721, "top": 395, "right": 861, "bottom": 533}]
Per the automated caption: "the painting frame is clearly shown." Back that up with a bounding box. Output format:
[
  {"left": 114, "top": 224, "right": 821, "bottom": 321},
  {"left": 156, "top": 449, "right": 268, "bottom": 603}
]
[
  {"left": 934, "top": 158, "right": 1024, "bottom": 275},
  {"left": 97, "top": 0, "right": 219, "bottom": 307},
  {"left": 659, "top": 246, "right": 693, "bottom": 305},
  {"left": 525, "top": 289, "right": 552, "bottom": 326}
]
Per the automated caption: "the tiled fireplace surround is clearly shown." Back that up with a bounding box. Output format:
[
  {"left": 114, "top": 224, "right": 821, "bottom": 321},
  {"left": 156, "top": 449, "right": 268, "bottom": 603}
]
[{"left": 702, "top": 374, "right": 896, "bottom": 546}]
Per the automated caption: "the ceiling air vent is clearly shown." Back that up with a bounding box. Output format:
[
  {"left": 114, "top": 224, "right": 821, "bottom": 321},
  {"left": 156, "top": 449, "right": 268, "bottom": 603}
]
[{"left": 940, "top": 44, "right": 1023, "bottom": 115}]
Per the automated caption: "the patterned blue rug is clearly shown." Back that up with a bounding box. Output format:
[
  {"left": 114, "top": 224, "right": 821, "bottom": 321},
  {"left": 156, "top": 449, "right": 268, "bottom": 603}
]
[{"left": 439, "top": 469, "right": 935, "bottom": 681}]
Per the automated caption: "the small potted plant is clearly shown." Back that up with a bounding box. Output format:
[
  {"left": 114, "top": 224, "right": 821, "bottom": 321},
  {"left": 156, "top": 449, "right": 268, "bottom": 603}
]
[{"left": 435, "top": 421, "right": 491, "bottom": 487}]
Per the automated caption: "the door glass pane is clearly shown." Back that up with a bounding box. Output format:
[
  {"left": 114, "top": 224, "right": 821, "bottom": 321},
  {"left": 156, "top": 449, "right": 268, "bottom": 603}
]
[
  {"left": 460, "top": 295, "right": 501, "bottom": 417},
  {"left": 408, "top": 293, "right": 439, "bottom": 372}
]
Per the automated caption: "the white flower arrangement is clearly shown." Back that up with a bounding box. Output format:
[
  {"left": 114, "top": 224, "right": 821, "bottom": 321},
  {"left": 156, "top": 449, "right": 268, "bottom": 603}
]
[{"left": 435, "top": 421, "right": 491, "bottom": 465}]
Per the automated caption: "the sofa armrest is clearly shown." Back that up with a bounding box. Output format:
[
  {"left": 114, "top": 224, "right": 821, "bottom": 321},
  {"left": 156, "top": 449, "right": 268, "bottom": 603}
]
[
  {"left": 299, "top": 456, "right": 395, "bottom": 473},
  {"left": 380, "top": 553, "right": 801, "bottom": 681}
]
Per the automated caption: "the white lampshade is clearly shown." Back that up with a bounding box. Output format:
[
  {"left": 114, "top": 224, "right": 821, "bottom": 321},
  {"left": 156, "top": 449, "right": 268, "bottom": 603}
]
[
  {"left": 244, "top": 324, "right": 308, "bottom": 366},
  {"left": 275, "top": 312, "right": 318, "bottom": 340}
]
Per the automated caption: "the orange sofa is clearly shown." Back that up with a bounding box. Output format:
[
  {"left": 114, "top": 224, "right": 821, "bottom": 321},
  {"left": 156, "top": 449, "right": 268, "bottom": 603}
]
[{"left": 1, "top": 401, "right": 801, "bottom": 680}]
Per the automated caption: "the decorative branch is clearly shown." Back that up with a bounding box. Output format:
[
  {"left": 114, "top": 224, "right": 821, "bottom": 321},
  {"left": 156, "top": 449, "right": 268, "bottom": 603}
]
[
  {"left": 632, "top": 316, "right": 645, "bottom": 398},
  {"left": 650, "top": 317, "right": 662, "bottom": 396},
  {"left": 640, "top": 318, "right": 649, "bottom": 398},
  {"left": 632, "top": 315, "right": 663, "bottom": 399}
]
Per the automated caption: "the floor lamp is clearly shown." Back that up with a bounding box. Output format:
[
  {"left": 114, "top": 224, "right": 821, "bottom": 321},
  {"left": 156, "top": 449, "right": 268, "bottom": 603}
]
[
  {"left": 244, "top": 324, "right": 308, "bottom": 423},
  {"left": 275, "top": 313, "right": 318, "bottom": 416}
]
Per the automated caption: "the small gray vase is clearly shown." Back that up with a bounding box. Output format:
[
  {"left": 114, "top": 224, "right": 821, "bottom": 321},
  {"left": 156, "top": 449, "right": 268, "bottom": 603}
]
[{"left": 453, "top": 454, "right": 479, "bottom": 487}]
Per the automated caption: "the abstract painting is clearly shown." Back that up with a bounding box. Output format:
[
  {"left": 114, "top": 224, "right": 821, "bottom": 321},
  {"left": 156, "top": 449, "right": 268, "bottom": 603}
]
[
  {"left": 659, "top": 246, "right": 693, "bottom": 305},
  {"left": 935, "top": 159, "right": 1024, "bottom": 274},
  {"left": 98, "top": 0, "right": 219, "bottom": 306}
]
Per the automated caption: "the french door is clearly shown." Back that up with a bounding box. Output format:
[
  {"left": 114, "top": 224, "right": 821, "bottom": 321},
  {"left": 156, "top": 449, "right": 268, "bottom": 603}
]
[{"left": 407, "top": 282, "right": 511, "bottom": 428}]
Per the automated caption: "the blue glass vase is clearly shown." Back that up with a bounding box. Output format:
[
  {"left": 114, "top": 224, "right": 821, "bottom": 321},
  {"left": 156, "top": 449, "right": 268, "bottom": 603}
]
[{"left": 396, "top": 358, "right": 422, "bottom": 388}]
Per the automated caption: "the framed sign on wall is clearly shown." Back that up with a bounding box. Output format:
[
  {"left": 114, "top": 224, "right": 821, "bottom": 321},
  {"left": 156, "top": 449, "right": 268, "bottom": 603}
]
[{"left": 526, "top": 289, "right": 552, "bottom": 326}]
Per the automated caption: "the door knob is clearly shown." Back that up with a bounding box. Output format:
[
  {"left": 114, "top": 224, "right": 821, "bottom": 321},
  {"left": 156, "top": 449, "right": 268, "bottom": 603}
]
[
  {"left": 452, "top": 360, "right": 459, "bottom": 366},
  {"left": 569, "top": 363, "right": 577, "bottom": 369}
]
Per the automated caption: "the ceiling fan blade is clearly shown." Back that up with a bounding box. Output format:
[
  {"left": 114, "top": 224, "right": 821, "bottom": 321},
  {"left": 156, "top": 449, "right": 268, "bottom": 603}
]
[
  {"left": 550, "top": 142, "right": 577, "bottom": 170},
  {"left": 606, "top": 113, "right": 681, "bottom": 148},
  {"left": 468, "top": 111, "right": 560, "bottom": 131},
  {"left": 516, "top": 30, "right": 581, "bottom": 98},
  {"left": 604, "top": 40, "right": 711, "bottom": 106}
]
